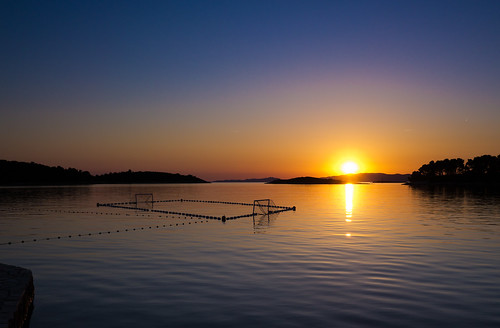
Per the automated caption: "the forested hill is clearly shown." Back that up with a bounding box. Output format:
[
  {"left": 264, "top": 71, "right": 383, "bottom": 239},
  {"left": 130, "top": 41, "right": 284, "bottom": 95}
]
[
  {"left": 95, "top": 171, "right": 207, "bottom": 184},
  {"left": 0, "top": 160, "right": 93, "bottom": 185},
  {"left": 409, "top": 155, "right": 500, "bottom": 185},
  {"left": 0, "top": 160, "right": 208, "bottom": 185}
]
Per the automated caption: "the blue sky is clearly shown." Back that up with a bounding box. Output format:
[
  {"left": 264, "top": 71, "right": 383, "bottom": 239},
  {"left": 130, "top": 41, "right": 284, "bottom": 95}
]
[{"left": 1, "top": 1, "right": 500, "bottom": 179}]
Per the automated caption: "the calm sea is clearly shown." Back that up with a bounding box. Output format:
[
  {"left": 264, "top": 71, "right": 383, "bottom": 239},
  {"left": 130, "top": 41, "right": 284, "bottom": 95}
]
[{"left": 1, "top": 183, "right": 499, "bottom": 327}]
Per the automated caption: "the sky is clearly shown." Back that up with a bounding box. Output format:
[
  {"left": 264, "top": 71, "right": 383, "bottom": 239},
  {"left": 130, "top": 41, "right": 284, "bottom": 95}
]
[{"left": 1, "top": 0, "right": 500, "bottom": 180}]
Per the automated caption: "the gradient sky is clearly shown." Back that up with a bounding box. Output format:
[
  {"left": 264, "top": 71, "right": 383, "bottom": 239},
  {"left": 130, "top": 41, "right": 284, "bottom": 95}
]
[{"left": 1, "top": 1, "right": 500, "bottom": 180}]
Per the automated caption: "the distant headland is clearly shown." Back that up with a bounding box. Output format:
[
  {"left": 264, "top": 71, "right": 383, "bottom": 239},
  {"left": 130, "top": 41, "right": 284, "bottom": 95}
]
[
  {"left": 0, "top": 160, "right": 208, "bottom": 185},
  {"left": 213, "top": 177, "right": 278, "bottom": 183},
  {"left": 408, "top": 155, "right": 500, "bottom": 186},
  {"left": 267, "top": 173, "right": 410, "bottom": 185},
  {"left": 267, "top": 177, "right": 342, "bottom": 184},
  {"left": 326, "top": 173, "right": 410, "bottom": 183},
  {"left": 217, "top": 173, "right": 410, "bottom": 184}
]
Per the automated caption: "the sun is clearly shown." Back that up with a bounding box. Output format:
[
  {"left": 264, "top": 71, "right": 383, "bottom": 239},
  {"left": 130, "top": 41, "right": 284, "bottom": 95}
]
[{"left": 341, "top": 161, "right": 359, "bottom": 174}]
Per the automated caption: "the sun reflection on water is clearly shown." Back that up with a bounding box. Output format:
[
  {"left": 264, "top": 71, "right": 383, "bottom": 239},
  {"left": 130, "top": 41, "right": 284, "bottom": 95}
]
[
  {"left": 345, "top": 183, "right": 354, "bottom": 237},
  {"left": 345, "top": 183, "right": 354, "bottom": 219}
]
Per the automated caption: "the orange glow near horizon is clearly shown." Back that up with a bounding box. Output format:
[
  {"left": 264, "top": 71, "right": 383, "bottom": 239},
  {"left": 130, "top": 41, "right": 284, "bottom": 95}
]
[{"left": 2, "top": 74, "right": 498, "bottom": 181}]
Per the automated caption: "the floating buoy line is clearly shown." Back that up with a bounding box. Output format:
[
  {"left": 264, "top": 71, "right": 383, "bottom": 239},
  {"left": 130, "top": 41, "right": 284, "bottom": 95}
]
[
  {"left": 1, "top": 207, "right": 214, "bottom": 246},
  {"left": 0, "top": 217, "right": 211, "bottom": 246},
  {"left": 97, "top": 198, "right": 296, "bottom": 221},
  {"left": 4, "top": 207, "right": 199, "bottom": 219},
  {"left": 1, "top": 197, "right": 296, "bottom": 246},
  {"left": 3, "top": 207, "right": 234, "bottom": 220}
]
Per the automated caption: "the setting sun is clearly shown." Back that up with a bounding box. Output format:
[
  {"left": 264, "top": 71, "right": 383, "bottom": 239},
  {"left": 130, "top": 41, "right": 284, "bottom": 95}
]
[{"left": 341, "top": 161, "right": 359, "bottom": 174}]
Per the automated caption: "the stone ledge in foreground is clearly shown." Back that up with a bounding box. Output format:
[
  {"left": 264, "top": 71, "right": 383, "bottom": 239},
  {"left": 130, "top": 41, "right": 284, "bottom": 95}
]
[{"left": 0, "top": 263, "right": 34, "bottom": 328}]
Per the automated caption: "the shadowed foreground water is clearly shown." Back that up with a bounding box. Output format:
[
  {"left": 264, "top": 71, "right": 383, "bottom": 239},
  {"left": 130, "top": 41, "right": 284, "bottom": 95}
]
[{"left": 1, "top": 183, "right": 499, "bottom": 327}]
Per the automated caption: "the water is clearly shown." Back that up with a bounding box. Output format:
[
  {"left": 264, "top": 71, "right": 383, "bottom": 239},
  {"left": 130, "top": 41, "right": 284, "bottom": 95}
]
[{"left": 1, "top": 183, "right": 499, "bottom": 327}]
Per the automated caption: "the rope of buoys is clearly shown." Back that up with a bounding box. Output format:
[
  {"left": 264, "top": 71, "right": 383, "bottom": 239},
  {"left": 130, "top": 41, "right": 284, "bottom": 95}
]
[
  {"left": 97, "top": 199, "right": 295, "bottom": 221},
  {"left": 0, "top": 220, "right": 210, "bottom": 246},
  {"left": 4, "top": 208, "right": 233, "bottom": 220},
  {"left": 97, "top": 199, "right": 293, "bottom": 210}
]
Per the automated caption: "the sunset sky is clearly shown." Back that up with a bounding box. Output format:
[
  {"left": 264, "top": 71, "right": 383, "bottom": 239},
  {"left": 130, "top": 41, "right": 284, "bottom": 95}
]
[{"left": 1, "top": 1, "right": 500, "bottom": 180}]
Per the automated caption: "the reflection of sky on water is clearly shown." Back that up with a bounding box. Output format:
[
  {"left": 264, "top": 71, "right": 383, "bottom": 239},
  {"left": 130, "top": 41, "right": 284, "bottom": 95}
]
[
  {"left": 252, "top": 212, "right": 279, "bottom": 233},
  {"left": 409, "top": 185, "right": 500, "bottom": 233},
  {"left": 2, "top": 184, "right": 500, "bottom": 327}
]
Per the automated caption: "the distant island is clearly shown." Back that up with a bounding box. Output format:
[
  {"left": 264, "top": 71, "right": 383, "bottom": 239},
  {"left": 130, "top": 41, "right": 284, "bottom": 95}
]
[
  {"left": 267, "top": 177, "right": 342, "bottom": 184},
  {"left": 213, "top": 177, "right": 278, "bottom": 183},
  {"left": 266, "top": 173, "right": 409, "bottom": 185},
  {"left": 217, "top": 173, "right": 409, "bottom": 184},
  {"left": 408, "top": 155, "right": 500, "bottom": 186},
  {"left": 327, "top": 173, "right": 410, "bottom": 183},
  {"left": 0, "top": 160, "right": 208, "bottom": 185}
]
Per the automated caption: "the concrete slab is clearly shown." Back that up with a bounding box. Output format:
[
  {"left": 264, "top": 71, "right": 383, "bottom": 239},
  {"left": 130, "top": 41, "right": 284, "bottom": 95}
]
[{"left": 0, "top": 264, "right": 34, "bottom": 328}]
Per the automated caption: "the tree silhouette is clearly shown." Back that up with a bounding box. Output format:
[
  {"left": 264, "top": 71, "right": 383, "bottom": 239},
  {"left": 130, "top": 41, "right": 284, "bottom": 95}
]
[
  {"left": 410, "top": 155, "right": 500, "bottom": 184},
  {"left": 466, "top": 155, "right": 500, "bottom": 175}
]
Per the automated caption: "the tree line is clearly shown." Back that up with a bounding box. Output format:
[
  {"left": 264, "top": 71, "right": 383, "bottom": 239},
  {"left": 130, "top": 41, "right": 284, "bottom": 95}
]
[
  {"left": 410, "top": 155, "right": 500, "bottom": 184},
  {"left": 0, "top": 160, "right": 207, "bottom": 185}
]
